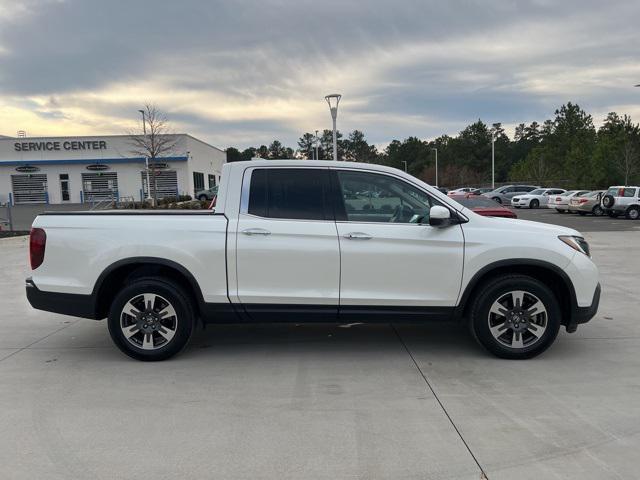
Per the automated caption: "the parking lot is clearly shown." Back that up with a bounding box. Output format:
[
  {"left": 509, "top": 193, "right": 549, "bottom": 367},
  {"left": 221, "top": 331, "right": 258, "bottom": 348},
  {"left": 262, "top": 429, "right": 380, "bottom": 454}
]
[{"left": 1, "top": 212, "right": 639, "bottom": 480}]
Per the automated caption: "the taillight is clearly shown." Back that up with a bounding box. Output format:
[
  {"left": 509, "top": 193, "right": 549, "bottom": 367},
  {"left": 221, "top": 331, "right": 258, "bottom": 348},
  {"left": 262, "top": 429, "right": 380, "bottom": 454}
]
[{"left": 29, "top": 228, "right": 46, "bottom": 269}]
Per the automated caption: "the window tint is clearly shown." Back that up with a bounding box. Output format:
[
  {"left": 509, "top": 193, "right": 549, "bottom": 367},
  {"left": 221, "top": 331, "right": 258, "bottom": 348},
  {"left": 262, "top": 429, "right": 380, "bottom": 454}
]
[
  {"left": 247, "top": 168, "right": 331, "bottom": 220},
  {"left": 623, "top": 188, "right": 637, "bottom": 197},
  {"left": 336, "top": 170, "right": 438, "bottom": 223}
]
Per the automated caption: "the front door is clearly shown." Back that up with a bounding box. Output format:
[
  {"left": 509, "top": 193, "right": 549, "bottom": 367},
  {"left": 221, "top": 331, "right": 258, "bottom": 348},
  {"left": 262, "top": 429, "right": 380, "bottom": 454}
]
[
  {"left": 332, "top": 169, "right": 464, "bottom": 318},
  {"left": 235, "top": 167, "right": 340, "bottom": 320}
]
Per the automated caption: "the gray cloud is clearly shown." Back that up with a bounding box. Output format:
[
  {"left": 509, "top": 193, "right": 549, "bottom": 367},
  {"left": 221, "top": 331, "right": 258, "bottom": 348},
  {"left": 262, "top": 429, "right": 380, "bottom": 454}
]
[{"left": 1, "top": 0, "right": 639, "bottom": 148}]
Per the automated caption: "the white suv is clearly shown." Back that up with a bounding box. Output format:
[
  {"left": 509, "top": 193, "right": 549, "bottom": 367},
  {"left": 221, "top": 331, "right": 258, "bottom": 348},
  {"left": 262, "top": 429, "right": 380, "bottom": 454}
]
[{"left": 602, "top": 186, "right": 640, "bottom": 219}]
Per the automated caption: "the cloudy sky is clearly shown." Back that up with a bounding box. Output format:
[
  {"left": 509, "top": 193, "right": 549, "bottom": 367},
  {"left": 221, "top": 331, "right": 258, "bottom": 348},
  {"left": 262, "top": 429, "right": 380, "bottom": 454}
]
[{"left": 1, "top": 0, "right": 639, "bottom": 149}]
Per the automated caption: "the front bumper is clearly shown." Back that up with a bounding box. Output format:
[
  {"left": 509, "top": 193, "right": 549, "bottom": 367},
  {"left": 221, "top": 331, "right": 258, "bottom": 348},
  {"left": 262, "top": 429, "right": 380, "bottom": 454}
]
[{"left": 566, "top": 283, "right": 601, "bottom": 333}]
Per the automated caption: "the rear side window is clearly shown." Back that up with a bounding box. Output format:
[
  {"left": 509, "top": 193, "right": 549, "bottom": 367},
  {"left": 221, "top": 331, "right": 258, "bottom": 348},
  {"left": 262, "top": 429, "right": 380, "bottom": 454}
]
[
  {"left": 623, "top": 188, "right": 637, "bottom": 197},
  {"left": 247, "top": 168, "right": 332, "bottom": 220}
]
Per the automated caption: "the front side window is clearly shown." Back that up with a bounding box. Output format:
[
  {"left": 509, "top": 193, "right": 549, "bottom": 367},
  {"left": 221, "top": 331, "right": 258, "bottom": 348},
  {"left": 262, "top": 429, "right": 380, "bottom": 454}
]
[
  {"left": 336, "top": 170, "right": 438, "bottom": 223},
  {"left": 247, "top": 168, "right": 331, "bottom": 220}
]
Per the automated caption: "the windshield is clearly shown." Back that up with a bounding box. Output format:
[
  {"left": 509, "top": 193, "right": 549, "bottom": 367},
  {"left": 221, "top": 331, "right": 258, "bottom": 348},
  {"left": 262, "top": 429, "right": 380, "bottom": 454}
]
[
  {"left": 454, "top": 196, "right": 503, "bottom": 208},
  {"left": 529, "top": 189, "right": 545, "bottom": 195}
]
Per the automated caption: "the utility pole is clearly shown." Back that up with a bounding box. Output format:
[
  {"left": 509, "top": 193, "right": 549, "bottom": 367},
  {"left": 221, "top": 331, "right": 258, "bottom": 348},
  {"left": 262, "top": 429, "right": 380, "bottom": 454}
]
[
  {"left": 491, "top": 122, "right": 501, "bottom": 190},
  {"left": 402, "top": 160, "right": 408, "bottom": 172},
  {"left": 314, "top": 129, "right": 319, "bottom": 160},
  {"left": 431, "top": 148, "right": 438, "bottom": 187},
  {"left": 325, "top": 94, "right": 341, "bottom": 161}
]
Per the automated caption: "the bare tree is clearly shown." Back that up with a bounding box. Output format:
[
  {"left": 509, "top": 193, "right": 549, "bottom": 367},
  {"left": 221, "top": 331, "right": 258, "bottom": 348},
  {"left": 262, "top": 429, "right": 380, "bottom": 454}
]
[
  {"left": 615, "top": 141, "right": 639, "bottom": 185},
  {"left": 129, "top": 104, "right": 179, "bottom": 206}
]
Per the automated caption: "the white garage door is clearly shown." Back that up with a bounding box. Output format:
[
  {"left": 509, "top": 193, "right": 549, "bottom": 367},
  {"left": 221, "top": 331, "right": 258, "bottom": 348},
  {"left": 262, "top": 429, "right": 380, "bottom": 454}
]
[
  {"left": 82, "top": 172, "right": 118, "bottom": 201},
  {"left": 11, "top": 174, "right": 48, "bottom": 204},
  {"left": 141, "top": 170, "right": 178, "bottom": 199}
]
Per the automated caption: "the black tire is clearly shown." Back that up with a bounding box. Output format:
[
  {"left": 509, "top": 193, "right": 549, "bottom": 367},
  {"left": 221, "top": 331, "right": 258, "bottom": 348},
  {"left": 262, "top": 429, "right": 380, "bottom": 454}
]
[
  {"left": 492, "top": 197, "right": 502, "bottom": 204},
  {"left": 592, "top": 205, "right": 604, "bottom": 216},
  {"left": 198, "top": 194, "right": 208, "bottom": 201},
  {"left": 108, "top": 277, "right": 195, "bottom": 361},
  {"left": 469, "top": 275, "right": 561, "bottom": 359},
  {"left": 626, "top": 206, "right": 640, "bottom": 220},
  {"left": 530, "top": 199, "right": 539, "bottom": 209},
  {"left": 578, "top": 211, "right": 587, "bottom": 216}
]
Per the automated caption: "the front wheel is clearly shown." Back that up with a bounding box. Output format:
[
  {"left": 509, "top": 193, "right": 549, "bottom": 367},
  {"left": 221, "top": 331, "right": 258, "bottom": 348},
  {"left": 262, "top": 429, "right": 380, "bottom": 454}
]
[
  {"left": 592, "top": 205, "right": 604, "bottom": 216},
  {"left": 530, "top": 199, "right": 540, "bottom": 209},
  {"left": 469, "top": 275, "right": 561, "bottom": 359},
  {"left": 108, "top": 277, "right": 195, "bottom": 361}
]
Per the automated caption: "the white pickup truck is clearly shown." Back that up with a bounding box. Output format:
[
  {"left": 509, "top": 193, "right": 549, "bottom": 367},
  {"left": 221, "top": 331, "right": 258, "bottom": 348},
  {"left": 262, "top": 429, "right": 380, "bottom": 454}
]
[{"left": 27, "top": 160, "right": 600, "bottom": 361}]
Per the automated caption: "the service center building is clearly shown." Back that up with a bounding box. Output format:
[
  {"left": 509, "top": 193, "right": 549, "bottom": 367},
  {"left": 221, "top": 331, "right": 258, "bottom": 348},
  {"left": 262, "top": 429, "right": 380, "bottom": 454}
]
[{"left": 0, "top": 134, "right": 226, "bottom": 204}]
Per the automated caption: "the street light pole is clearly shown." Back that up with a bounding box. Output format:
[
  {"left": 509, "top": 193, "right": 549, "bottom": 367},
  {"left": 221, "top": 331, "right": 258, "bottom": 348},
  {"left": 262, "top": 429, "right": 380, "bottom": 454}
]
[
  {"left": 431, "top": 148, "right": 438, "bottom": 187},
  {"left": 325, "top": 94, "right": 341, "bottom": 161},
  {"left": 491, "top": 122, "right": 501, "bottom": 190},
  {"left": 138, "top": 109, "right": 151, "bottom": 202},
  {"left": 314, "top": 129, "right": 319, "bottom": 160}
]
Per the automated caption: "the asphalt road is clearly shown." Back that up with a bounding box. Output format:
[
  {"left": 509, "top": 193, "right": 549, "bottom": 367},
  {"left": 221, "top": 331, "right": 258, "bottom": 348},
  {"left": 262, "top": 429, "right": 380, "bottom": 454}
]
[
  {"left": 0, "top": 218, "right": 638, "bottom": 479},
  {"left": 513, "top": 206, "right": 640, "bottom": 232}
]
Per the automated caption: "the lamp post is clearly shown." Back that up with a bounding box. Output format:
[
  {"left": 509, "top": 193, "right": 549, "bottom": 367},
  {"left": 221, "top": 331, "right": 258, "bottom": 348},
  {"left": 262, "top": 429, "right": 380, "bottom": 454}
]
[
  {"left": 431, "top": 148, "right": 438, "bottom": 187},
  {"left": 315, "top": 129, "right": 319, "bottom": 160},
  {"left": 491, "top": 122, "right": 501, "bottom": 190},
  {"left": 325, "top": 94, "right": 341, "bottom": 161},
  {"left": 138, "top": 109, "right": 151, "bottom": 202}
]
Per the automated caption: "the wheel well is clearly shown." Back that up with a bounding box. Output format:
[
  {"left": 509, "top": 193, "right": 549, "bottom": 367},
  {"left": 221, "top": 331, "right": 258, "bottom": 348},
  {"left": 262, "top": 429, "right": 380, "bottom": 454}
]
[
  {"left": 94, "top": 262, "right": 202, "bottom": 319},
  {"left": 460, "top": 264, "right": 572, "bottom": 325}
]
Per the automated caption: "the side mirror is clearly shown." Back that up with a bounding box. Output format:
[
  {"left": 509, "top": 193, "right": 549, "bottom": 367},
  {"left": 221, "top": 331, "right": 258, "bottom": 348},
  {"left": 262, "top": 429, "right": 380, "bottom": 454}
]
[{"left": 429, "top": 205, "right": 451, "bottom": 227}]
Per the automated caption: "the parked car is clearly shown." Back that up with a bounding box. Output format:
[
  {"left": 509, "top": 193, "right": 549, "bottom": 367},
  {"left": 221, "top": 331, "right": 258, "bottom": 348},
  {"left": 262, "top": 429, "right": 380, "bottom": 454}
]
[
  {"left": 601, "top": 186, "right": 640, "bottom": 219},
  {"left": 436, "top": 187, "right": 449, "bottom": 195},
  {"left": 195, "top": 186, "right": 218, "bottom": 201},
  {"left": 569, "top": 190, "right": 605, "bottom": 216},
  {"left": 448, "top": 187, "right": 477, "bottom": 196},
  {"left": 475, "top": 187, "right": 494, "bottom": 194},
  {"left": 512, "top": 188, "right": 566, "bottom": 209},
  {"left": 26, "top": 160, "right": 599, "bottom": 361},
  {"left": 549, "top": 190, "right": 591, "bottom": 213},
  {"left": 483, "top": 185, "right": 539, "bottom": 204},
  {"left": 449, "top": 194, "right": 517, "bottom": 218}
]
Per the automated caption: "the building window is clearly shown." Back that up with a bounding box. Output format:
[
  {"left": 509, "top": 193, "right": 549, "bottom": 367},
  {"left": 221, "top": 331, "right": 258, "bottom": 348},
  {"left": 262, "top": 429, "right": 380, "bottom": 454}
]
[
  {"left": 208, "top": 174, "right": 216, "bottom": 188},
  {"left": 193, "top": 172, "right": 205, "bottom": 196}
]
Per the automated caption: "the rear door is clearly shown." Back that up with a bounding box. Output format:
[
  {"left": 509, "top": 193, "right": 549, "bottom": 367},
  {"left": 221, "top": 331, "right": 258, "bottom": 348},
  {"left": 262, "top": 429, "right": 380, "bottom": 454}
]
[
  {"left": 235, "top": 167, "right": 340, "bottom": 320},
  {"left": 332, "top": 169, "right": 464, "bottom": 318}
]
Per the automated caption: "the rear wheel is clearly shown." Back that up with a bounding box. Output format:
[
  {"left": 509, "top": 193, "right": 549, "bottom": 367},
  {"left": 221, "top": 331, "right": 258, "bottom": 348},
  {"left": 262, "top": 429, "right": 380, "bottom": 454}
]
[
  {"left": 108, "top": 277, "right": 195, "bottom": 361},
  {"left": 530, "top": 199, "right": 540, "bottom": 209},
  {"left": 626, "top": 206, "right": 640, "bottom": 220},
  {"left": 592, "top": 205, "right": 604, "bottom": 216},
  {"left": 469, "top": 275, "right": 561, "bottom": 359}
]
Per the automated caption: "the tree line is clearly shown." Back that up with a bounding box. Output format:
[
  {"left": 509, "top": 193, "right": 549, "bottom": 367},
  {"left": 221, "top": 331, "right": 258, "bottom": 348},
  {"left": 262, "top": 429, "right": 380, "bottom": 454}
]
[{"left": 226, "top": 102, "right": 640, "bottom": 189}]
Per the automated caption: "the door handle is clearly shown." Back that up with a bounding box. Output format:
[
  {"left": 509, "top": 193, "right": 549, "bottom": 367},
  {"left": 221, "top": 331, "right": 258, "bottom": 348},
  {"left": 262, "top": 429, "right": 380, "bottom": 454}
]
[
  {"left": 343, "top": 232, "right": 372, "bottom": 240},
  {"left": 242, "top": 228, "right": 271, "bottom": 236}
]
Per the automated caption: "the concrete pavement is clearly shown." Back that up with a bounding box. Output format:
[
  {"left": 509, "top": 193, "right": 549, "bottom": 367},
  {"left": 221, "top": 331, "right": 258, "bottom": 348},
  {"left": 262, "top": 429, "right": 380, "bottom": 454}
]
[{"left": 0, "top": 229, "right": 638, "bottom": 479}]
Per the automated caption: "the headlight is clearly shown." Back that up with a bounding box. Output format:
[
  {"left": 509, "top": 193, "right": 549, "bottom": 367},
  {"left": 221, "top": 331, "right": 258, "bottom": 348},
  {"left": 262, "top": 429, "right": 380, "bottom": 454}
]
[{"left": 558, "top": 235, "right": 590, "bottom": 257}]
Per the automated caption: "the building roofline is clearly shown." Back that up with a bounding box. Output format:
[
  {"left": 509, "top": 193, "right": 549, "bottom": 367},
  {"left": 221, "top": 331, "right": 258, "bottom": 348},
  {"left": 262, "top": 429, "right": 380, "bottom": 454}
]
[{"left": 183, "top": 134, "right": 226, "bottom": 154}]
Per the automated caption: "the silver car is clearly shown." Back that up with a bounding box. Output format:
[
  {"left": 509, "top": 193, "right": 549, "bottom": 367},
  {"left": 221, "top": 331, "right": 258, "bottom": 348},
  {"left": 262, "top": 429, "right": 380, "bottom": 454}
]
[{"left": 483, "top": 185, "right": 539, "bottom": 204}]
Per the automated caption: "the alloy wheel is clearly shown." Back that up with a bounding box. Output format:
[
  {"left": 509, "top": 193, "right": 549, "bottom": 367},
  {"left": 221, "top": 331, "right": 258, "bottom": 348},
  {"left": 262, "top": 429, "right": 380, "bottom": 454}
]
[
  {"left": 487, "top": 290, "right": 547, "bottom": 349},
  {"left": 120, "top": 293, "right": 178, "bottom": 350}
]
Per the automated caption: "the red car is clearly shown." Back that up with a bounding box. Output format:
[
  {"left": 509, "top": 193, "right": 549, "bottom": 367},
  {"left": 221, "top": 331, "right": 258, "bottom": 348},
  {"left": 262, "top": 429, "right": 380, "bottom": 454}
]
[{"left": 450, "top": 194, "right": 517, "bottom": 218}]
